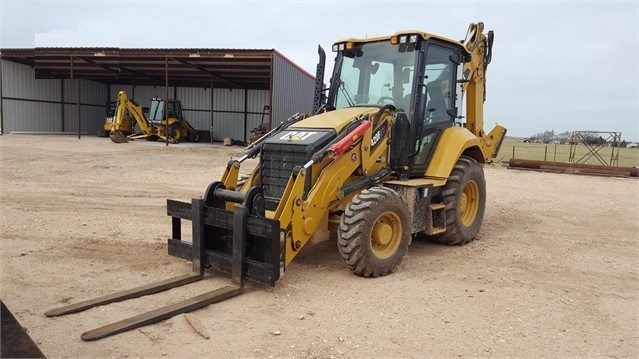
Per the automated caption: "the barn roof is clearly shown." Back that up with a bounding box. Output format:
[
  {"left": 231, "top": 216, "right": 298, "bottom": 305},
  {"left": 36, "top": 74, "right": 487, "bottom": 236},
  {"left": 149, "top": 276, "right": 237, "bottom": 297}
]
[{"left": 0, "top": 47, "right": 286, "bottom": 90}]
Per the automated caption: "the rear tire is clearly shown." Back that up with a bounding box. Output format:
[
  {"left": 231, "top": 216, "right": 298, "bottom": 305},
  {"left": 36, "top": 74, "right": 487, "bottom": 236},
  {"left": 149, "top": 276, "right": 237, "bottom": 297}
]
[
  {"left": 337, "top": 186, "right": 411, "bottom": 277},
  {"left": 189, "top": 131, "right": 199, "bottom": 142},
  {"left": 431, "top": 156, "right": 486, "bottom": 245}
]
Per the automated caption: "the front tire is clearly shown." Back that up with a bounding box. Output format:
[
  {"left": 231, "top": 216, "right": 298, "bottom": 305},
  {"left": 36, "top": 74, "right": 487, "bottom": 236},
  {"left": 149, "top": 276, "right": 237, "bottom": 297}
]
[
  {"left": 432, "top": 156, "right": 486, "bottom": 245},
  {"left": 337, "top": 186, "right": 411, "bottom": 277},
  {"left": 169, "top": 123, "right": 183, "bottom": 142}
]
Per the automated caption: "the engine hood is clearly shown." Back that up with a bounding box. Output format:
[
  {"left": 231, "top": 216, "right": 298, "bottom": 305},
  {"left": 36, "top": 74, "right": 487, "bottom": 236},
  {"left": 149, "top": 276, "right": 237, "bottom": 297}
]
[{"left": 290, "top": 107, "right": 379, "bottom": 133}]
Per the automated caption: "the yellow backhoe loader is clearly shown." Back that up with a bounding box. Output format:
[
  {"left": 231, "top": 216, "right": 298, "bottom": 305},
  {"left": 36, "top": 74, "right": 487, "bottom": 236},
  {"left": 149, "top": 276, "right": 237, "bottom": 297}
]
[
  {"left": 109, "top": 91, "right": 199, "bottom": 143},
  {"left": 47, "top": 22, "right": 506, "bottom": 340}
]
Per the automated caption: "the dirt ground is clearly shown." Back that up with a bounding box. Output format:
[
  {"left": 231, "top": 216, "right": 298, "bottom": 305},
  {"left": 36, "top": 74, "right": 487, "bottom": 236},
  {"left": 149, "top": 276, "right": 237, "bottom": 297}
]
[{"left": 1, "top": 135, "right": 637, "bottom": 359}]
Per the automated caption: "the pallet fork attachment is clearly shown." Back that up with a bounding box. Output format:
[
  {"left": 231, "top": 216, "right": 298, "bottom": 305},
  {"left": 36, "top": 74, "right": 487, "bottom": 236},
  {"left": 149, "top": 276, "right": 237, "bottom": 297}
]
[{"left": 45, "top": 184, "right": 277, "bottom": 341}]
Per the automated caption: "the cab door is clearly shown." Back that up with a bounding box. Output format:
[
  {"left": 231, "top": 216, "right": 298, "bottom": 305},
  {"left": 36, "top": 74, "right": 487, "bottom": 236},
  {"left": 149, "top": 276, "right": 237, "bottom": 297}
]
[{"left": 410, "top": 44, "right": 460, "bottom": 176}]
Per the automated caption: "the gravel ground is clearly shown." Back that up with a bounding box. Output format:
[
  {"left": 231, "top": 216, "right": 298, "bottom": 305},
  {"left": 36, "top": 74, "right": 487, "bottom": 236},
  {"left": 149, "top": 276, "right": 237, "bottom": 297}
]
[{"left": 1, "top": 135, "right": 637, "bottom": 358}]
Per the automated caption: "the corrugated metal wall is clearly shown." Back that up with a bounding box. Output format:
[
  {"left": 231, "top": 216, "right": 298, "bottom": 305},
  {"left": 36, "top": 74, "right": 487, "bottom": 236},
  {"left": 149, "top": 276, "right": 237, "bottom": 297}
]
[
  {"left": 176, "top": 87, "right": 211, "bottom": 135},
  {"left": 63, "top": 79, "right": 108, "bottom": 133},
  {"left": 2, "top": 60, "right": 62, "bottom": 132},
  {"left": 210, "top": 88, "right": 270, "bottom": 142},
  {"left": 2, "top": 60, "right": 59, "bottom": 100},
  {"left": 2, "top": 100, "right": 61, "bottom": 132},
  {"left": 271, "top": 53, "right": 315, "bottom": 126},
  {"left": 1, "top": 59, "right": 106, "bottom": 134}
]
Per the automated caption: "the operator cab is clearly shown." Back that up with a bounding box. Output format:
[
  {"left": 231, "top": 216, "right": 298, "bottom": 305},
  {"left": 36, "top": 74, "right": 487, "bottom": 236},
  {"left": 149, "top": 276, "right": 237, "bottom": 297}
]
[
  {"left": 148, "top": 98, "right": 184, "bottom": 123},
  {"left": 327, "top": 32, "right": 468, "bottom": 178}
]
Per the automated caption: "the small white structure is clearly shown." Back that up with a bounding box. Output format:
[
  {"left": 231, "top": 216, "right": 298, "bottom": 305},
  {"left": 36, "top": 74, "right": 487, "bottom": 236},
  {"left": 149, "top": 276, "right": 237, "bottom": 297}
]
[{"left": 627, "top": 143, "right": 638, "bottom": 148}]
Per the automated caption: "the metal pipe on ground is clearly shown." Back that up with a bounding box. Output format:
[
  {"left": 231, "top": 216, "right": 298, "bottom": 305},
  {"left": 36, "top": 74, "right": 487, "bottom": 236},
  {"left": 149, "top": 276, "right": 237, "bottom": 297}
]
[{"left": 508, "top": 158, "right": 638, "bottom": 177}]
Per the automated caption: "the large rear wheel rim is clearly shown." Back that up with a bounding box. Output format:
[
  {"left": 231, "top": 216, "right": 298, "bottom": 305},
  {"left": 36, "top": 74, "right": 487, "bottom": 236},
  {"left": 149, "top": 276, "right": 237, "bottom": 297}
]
[
  {"left": 371, "top": 211, "right": 402, "bottom": 259},
  {"left": 460, "top": 179, "right": 480, "bottom": 227},
  {"left": 170, "top": 126, "right": 182, "bottom": 141}
]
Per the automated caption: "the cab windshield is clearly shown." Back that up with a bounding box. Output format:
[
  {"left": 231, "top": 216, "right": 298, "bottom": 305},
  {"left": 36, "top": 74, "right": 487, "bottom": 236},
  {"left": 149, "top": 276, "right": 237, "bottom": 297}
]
[{"left": 332, "top": 41, "right": 417, "bottom": 113}]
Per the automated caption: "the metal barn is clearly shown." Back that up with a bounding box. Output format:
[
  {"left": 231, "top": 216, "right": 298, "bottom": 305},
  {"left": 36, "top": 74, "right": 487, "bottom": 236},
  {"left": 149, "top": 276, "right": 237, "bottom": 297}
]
[{"left": 0, "top": 48, "right": 316, "bottom": 142}]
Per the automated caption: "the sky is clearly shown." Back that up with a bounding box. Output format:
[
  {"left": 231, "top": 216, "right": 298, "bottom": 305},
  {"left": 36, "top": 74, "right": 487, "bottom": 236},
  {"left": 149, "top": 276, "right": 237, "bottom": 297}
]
[{"left": 1, "top": 0, "right": 638, "bottom": 141}]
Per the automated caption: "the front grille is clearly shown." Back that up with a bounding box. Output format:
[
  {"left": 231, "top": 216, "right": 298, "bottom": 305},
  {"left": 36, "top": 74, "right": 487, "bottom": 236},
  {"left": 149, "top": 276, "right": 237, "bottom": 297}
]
[{"left": 261, "top": 143, "right": 310, "bottom": 210}]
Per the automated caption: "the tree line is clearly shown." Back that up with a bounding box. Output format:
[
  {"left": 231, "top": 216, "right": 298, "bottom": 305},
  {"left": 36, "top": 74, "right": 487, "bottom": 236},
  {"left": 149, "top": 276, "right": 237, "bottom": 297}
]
[{"left": 526, "top": 130, "right": 632, "bottom": 147}]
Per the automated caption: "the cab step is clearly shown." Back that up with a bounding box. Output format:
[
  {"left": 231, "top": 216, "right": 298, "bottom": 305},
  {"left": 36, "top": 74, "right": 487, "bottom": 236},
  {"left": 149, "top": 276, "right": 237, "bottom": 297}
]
[{"left": 424, "top": 202, "right": 447, "bottom": 235}]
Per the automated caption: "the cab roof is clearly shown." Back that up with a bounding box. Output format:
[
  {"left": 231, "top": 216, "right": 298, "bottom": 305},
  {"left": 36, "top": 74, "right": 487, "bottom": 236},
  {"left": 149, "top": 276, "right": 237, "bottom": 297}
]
[{"left": 333, "top": 30, "right": 470, "bottom": 55}]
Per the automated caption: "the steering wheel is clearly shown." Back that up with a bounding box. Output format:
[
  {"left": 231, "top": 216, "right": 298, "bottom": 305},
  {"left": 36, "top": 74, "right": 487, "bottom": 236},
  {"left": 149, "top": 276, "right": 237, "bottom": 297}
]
[{"left": 377, "top": 96, "right": 395, "bottom": 105}]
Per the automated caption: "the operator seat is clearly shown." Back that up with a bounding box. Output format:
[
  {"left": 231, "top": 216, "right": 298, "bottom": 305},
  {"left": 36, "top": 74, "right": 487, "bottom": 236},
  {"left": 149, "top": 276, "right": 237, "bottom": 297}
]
[{"left": 426, "top": 82, "right": 448, "bottom": 123}]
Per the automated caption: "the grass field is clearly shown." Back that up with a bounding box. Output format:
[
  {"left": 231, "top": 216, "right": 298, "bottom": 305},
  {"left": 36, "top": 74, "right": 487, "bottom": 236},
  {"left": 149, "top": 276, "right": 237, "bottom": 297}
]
[{"left": 495, "top": 139, "right": 639, "bottom": 168}]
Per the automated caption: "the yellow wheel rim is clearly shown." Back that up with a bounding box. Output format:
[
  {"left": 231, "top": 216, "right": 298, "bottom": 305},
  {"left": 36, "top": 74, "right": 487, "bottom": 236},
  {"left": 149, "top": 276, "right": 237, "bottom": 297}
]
[
  {"left": 460, "top": 179, "right": 480, "bottom": 227},
  {"left": 371, "top": 211, "right": 402, "bottom": 259},
  {"left": 172, "top": 128, "right": 182, "bottom": 140}
]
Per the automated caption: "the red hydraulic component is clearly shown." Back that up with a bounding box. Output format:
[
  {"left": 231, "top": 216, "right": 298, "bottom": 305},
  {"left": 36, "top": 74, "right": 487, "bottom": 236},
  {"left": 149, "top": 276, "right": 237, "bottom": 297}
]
[{"left": 328, "top": 120, "right": 372, "bottom": 159}]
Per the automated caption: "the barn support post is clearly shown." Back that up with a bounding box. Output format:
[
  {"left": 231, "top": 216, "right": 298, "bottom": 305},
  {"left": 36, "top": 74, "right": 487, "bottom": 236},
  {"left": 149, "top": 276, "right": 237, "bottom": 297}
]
[
  {"left": 165, "top": 56, "right": 169, "bottom": 147},
  {"left": 0, "top": 57, "right": 4, "bottom": 135},
  {"left": 70, "top": 55, "right": 82, "bottom": 139},
  {"left": 243, "top": 88, "right": 248, "bottom": 143},
  {"left": 69, "top": 56, "right": 73, "bottom": 134},
  {"left": 60, "top": 79, "right": 64, "bottom": 133},
  {"left": 210, "top": 76, "right": 214, "bottom": 143},
  {"left": 268, "top": 54, "right": 274, "bottom": 132},
  {"left": 76, "top": 79, "right": 81, "bottom": 140}
]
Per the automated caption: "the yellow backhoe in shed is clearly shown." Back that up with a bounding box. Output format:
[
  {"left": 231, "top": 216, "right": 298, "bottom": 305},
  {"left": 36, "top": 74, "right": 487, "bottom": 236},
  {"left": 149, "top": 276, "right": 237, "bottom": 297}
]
[
  {"left": 46, "top": 22, "right": 506, "bottom": 340},
  {"left": 109, "top": 90, "right": 199, "bottom": 143}
]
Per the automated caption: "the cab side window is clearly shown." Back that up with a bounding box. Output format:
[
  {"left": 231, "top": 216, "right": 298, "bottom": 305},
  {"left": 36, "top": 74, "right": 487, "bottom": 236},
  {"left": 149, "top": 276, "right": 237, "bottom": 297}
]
[
  {"left": 412, "top": 45, "right": 456, "bottom": 168},
  {"left": 424, "top": 47, "right": 455, "bottom": 124}
]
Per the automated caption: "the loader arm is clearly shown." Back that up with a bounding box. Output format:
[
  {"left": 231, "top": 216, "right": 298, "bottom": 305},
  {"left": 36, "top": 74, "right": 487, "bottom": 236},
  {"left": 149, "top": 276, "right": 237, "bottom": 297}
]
[
  {"left": 214, "top": 109, "right": 393, "bottom": 266},
  {"left": 274, "top": 112, "right": 392, "bottom": 265}
]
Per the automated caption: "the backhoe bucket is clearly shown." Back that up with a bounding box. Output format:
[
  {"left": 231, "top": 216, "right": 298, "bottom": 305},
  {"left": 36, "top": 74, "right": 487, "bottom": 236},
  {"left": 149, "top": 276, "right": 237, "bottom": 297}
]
[{"left": 109, "top": 131, "right": 129, "bottom": 143}]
